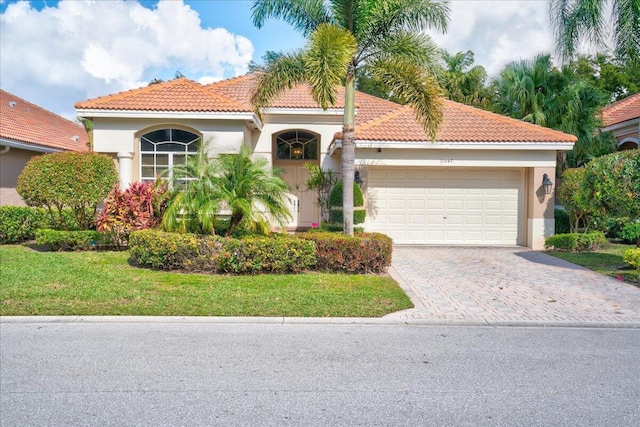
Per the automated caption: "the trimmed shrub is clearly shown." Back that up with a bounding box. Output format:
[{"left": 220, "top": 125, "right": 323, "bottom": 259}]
[
  {"left": 128, "top": 230, "right": 316, "bottom": 274},
  {"left": 298, "top": 232, "right": 392, "bottom": 274},
  {"left": 544, "top": 233, "right": 577, "bottom": 251},
  {"left": 545, "top": 231, "right": 607, "bottom": 252},
  {"left": 0, "top": 206, "right": 49, "bottom": 244},
  {"left": 623, "top": 248, "right": 640, "bottom": 277},
  {"left": 17, "top": 151, "right": 118, "bottom": 230},
  {"left": 554, "top": 208, "right": 570, "bottom": 234},
  {"left": 35, "top": 229, "right": 106, "bottom": 251},
  {"left": 97, "top": 180, "right": 169, "bottom": 248},
  {"left": 328, "top": 181, "right": 366, "bottom": 225},
  {"left": 619, "top": 223, "right": 640, "bottom": 245}
]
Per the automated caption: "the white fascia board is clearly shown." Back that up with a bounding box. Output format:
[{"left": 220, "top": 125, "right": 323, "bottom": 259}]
[
  {"left": 75, "top": 109, "right": 263, "bottom": 130},
  {"left": 261, "top": 107, "right": 346, "bottom": 116},
  {"left": 355, "top": 140, "right": 575, "bottom": 151},
  {"left": 602, "top": 117, "right": 639, "bottom": 133},
  {"left": 0, "top": 138, "right": 60, "bottom": 153}
]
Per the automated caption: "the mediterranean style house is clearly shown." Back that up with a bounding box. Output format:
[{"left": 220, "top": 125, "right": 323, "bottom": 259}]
[
  {"left": 75, "top": 73, "right": 576, "bottom": 250},
  {"left": 1, "top": 89, "right": 88, "bottom": 206},
  {"left": 601, "top": 92, "right": 640, "bottom": 151}
]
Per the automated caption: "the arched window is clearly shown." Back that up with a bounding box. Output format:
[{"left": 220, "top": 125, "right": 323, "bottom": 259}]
[
  {"left": 140, "top": 128, "right": 200, "bottom": 182},
  {"left": 275, "top": 130, "right": 318, "bottom": 160}
]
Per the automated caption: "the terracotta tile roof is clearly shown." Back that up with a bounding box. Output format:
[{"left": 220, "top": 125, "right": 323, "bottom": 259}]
[
  {"left": 75, "top": 72, "right": 576, "bottom": 143},
  {"left": 355, "top": 98, "right": 577, "bottom": 143},
  {"left": 602, "top": 92, "right": 640, "bottom": 127},
  {"left": 75, "top": 78, "right": 250, "bottom": 112},
  {"left": 1, "top": 89, "right": 88, "bottom": 151}
]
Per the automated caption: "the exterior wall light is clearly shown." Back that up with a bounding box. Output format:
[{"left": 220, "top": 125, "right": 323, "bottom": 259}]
[
  {"left": 542, "top": 173, "right": 553, "bottom": 195},
  {"left": 354, "top": 170, "right": 363, "bottom": 185}
]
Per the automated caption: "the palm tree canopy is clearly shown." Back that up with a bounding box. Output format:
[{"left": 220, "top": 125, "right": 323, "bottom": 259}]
[
  {"left": 551, "top": 0, "right": 640, "bottom": 61},
  {"left": 250, "top": 0, "right": 449, "bottom": 138}
]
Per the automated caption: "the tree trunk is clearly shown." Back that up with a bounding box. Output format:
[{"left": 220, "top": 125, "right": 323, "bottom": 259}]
[{"left": 342, "top": 74, "right": 356, "bottom": 236}]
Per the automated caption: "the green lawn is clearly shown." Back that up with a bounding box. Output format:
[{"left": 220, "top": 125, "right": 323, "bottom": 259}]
[
  {"left": 0, "top": 245, "right": 412, "bottom": 317},
  {"left": 547, "top": 242, "right": 639, "bottom": 285}
]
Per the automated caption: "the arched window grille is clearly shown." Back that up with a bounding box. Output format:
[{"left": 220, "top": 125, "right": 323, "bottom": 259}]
[
  {"left": 275, "top": 130, "right": 318, "bottom": 160},
  {"left": 140, "top": 128, "right": 200, "bottom": 182}
]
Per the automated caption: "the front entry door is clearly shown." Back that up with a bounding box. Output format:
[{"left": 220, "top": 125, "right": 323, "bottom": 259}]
[{"left": 280, "top": 165, "right": 319, "bottom": 229}]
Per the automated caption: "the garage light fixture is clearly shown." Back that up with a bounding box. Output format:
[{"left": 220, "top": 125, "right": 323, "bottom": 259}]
[{"left": 542, "top": 174, "right": 553, "bottom": 195}]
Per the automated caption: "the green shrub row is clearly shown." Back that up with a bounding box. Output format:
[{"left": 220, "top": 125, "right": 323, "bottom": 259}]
[
  {"left": 35, "top": 229, "right": 106, "bottom": 251},
  {"left": 619, "top": 222, "right": 640, "bottom": 245},
  {"left": 298, "top": 231, "right": 392, "bottom": 274},
  {"left": 0, "top": 206, "right": 80, "bottom": 244},
  {"left": 129, "top": 230, "right": 316, "bottom": 274},
  {"left": 554, "top": 208, "right": 570, "bottom": 235},
  {"left": 129, "top": 230, "right": 393, "bottom": 274},
  {"left": 544, "top": 231, "right": 607, "bottom": 252}
]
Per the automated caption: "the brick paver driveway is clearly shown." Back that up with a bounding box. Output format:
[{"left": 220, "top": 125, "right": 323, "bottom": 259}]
[{"left": 386, "top": 246, "right": 640, "bottom": 326}]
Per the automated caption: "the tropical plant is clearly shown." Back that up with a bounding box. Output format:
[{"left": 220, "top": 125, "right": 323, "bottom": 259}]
[
  {"left": 304, "top": 162, "right": 339, "bottom": 223},
  {"left": 440, "top": 50, "right": 491, "bottom": 108},
  {"left": 250, "top": 0, "right": 449, "bottom": 235},
  {"left": 17, "top": 152, "right": 117, "bottom": 230},
  {"left": 162, "top": 141, "right": 291, "bottom": 237},
  {"left": 550, "top": 0, "right": 640, "bottom": 62},
  {"left": 491, "top": 54, "right": 616, "bottom": 168},
  {"left": 96, "top": 180, "right": 169, "bottom": 247}
]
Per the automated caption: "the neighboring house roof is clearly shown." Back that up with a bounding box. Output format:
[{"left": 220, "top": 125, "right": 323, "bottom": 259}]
[
  {"left": 75, "top": 73, "right": 576, "bottom": 143},
  {"left": 1, "top": 89, "right": 88, "bottom": 152},
  {"left": 601, "top": 92, "right": 640, "bottom": 127}
]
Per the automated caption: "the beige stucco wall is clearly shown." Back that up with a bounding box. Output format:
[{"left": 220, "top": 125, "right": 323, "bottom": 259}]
[
  {"left": 0, "top": 147, "right": 41, "bottom": 206},
  {"left": 526, "top": 166, "right": 556, "bottom": 250}
]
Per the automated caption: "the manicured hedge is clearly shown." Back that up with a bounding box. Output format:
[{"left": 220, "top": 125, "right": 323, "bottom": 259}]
[
  {"left": 554, "top": 208, "right": 570, "bottom": 235},
  {"left": 544, "top": 231, "right": 607, "bottom": 252},
  {"left": 129, "top": 230, "right": 316, "bottom": 274},
  {"left": 0, "top": 206, "right": 49, "bottom": 244},
  {"left": 328, "top": 181, "right": 366, "bottom": 224},
  {"left": 619, "top": 223, "right": 640, "bottom": 245},
  {"left": 35, "top": 229, "right": 106, "bottom": 251},
  {"left": 298, "top": 231, "right": 392, "bottom": 274}
]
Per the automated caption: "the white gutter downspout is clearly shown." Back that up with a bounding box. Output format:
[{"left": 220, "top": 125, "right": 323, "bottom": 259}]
[{"left": 0, "top": 146, "right": 10, "bottom": 155}]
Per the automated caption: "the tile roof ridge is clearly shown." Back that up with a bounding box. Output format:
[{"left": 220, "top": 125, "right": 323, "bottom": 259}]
[
  {"left": 357, "top": 104, "right": 410, "bottom": 133},
  {"left": 1, "top": 89, "right": 84, "bottom": 130},
  {"left": 354, "top": 89, "right": 403, "bottom": 108},
  {"left": 180, "top": 78, "right": 251, "bottom": 111},
  {"left": 206, "top": 72, "right": 257, "bottom": 89},
  {"left": 602, "top": 92, "right": 640, "bottom": 115},
  {"left": 443, "top": 99, "right": 578, "bottom": 141},
  {"left": 75, "top": 78, "right": 195, "bottom": 108}
]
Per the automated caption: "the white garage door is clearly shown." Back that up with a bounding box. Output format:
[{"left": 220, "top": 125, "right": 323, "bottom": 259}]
[{"left": 366, "top": 168, "right": 524, "bottom": 245}]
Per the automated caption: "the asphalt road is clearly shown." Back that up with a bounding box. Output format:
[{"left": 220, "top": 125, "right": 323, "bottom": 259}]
[{"left": 1, "top": 319, "right": 639, "bottom": 426}]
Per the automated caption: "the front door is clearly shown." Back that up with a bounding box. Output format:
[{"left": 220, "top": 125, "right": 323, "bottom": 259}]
[{"left": 280, "top": 165, "right": 319, "bottom": 228}]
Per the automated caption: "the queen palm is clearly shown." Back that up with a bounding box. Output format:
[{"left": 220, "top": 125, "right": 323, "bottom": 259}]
[
  {"left": 251, "top": 0, "right": 449, "bottom": 235},
  {"left": 551, "top": 0, "right": 640, "bottom": 61}
]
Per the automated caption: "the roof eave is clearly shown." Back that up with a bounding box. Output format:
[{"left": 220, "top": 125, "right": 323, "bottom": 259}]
[
  {"left": 350, "top": 140, "right": 576, "bottom": 151},
  {"left": 0, "top": 137, "right": 63, "bottom": 153}
]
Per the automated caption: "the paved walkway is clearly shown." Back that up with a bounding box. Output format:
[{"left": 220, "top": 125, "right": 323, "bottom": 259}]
[{"left": 386, "top": 246, "right": 640, "bottom": 326}]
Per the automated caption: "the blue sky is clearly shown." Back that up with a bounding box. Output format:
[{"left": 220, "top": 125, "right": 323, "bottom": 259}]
[{"left": 1, "top": 0, "right": 598, "bottom": 120}]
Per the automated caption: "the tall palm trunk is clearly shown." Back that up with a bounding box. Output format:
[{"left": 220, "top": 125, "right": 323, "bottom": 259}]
[{"left": 342, "top": 72, "right": 356, "bottom": 236}]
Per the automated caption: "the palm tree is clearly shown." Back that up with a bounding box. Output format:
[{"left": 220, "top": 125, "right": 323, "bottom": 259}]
[
  {"left": 440, "top": 50, "right": 491, "bottom": 108},
  {"left": 162, "top": 141, "right": 291, "bottom": 236},
  {"left": 250, "top": 0, "right": 449, "bottom": 235},
  {"left": 551, "top": 0, "right": 640, "bottom": 61}
]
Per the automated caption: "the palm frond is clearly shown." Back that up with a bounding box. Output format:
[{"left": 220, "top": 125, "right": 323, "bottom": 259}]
[
  {"left": 251, "top": 0, "right": 330, "bottom": 36},
  {"left": 250, "top": 51, "right": 308, "bottom": 116},
  {"left": 304, "top": 23, "right": 358, "bottom": 108},
  {"left": 365, "top": 31, "right": 442, "bottom": 75},
  {"left": 370, "top": 58, "right": 443, "bottom": 140},
  {"left": 613, "top": 0, "right": 640, "bottom": 60}
]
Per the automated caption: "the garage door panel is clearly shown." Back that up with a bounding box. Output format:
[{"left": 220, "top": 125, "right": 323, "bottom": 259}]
[{"left": 367, "top": 167, "right": 523, "bottom": 245}]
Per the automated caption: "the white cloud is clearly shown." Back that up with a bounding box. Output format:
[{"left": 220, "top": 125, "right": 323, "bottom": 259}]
[{"left": 0, "top": 0, "right": 254, "bottom": 118}]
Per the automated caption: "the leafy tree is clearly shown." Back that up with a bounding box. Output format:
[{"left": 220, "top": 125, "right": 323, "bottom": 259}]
[
  {"left": 304, "top": 162, "right": 338, "bottom": 223},
  {"left": 162, "top": 141, "right": 291, "bottom": 236},
  {"left": 250, "top": 0, "right": 449, "bottom": 235},
  {"left": 582, "top": 150, "right": 640, "bottom": 246},
  {"left": 550, "top": 0, "right": 640, "bottom": 62},
  {"left": 491, "top": 54, "right": 616, "bottom": 168},
  {"left": 17, "top": 152, "right": 117, "bottom": 230},
  {"left": 440, "top": 50, "right": 491, "bottom": 108},
  {"left": 571, "top": 53, "right": 640, "bottom": 101},
  {"left": 557, "top": 168, "right": 594, "bottom": 232}
]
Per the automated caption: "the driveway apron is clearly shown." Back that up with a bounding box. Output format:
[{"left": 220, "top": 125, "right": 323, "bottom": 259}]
[{"left": 386, "top": 246, "right": 640, "bottom": 326}]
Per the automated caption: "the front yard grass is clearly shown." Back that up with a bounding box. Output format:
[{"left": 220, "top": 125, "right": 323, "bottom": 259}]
[
  {"left": 547, "top": 242, "right": 639, "bottom": 285},
  {"left": 0, "top": 245, "right": 412, "bottom": 317}
]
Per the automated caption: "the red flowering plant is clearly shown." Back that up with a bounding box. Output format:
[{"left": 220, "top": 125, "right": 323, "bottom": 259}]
[{"left": 96, "top": 179, "right": 169, "bottom": 248}]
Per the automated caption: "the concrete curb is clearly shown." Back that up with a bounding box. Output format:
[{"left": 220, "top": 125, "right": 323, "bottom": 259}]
[{"left": 2, "top": 315, "right": 639, "bottom": 329}]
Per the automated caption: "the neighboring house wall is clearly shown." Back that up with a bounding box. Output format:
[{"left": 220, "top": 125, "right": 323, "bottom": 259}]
[{"left": 0, "top": 147, "right": 40, "bottom": 206}]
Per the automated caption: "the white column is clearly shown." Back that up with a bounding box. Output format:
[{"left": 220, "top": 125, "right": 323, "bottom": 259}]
[{"left": 116, "top": 151, "right": 133, "bottom": 187}]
